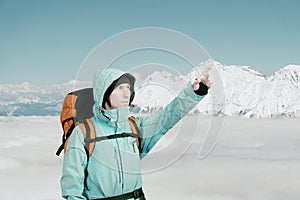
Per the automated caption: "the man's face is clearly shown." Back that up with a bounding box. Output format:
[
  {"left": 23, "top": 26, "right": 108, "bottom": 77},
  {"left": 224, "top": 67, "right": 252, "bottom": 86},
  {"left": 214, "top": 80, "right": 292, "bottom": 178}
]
[{"left": 106, "top": 83, "right": 131, "bottom": 109}]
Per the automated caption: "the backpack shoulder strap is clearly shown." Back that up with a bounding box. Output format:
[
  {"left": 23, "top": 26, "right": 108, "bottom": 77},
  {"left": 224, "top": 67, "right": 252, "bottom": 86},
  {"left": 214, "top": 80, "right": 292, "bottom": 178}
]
[
  {"left": 77, "top": 117, "right": 139, "bottom": 158},
  {"left": 78, "top": 119, "right": 96, "bottom": 158},
  {"left": 128, "top": 116, "right": 141, "bottom": 150}
]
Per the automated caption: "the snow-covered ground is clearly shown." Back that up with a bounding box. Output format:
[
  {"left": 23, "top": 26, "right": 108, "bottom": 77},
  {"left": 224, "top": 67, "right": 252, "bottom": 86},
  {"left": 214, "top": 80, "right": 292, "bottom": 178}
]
[{"left": 0, "top": 115, "right": 299, "bottom": 200}]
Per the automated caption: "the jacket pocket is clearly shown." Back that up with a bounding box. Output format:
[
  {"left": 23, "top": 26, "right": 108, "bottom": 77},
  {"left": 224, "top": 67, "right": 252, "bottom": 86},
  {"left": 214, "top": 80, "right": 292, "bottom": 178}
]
[{"left": 131, "top": 141, "right": 137, "bottom": 153}]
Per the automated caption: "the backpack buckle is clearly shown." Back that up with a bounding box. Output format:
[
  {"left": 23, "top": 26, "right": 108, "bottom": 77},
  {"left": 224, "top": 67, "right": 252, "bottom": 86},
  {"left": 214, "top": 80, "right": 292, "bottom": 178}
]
[{"left": 133, "top": 190, "right": 140, "bottom": 198}]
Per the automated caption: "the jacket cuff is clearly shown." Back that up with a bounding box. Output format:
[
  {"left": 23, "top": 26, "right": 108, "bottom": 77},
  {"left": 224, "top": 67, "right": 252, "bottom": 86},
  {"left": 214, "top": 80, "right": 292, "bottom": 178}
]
[{"left": 194, "top": 82, "right": 208, "bottom": 96}]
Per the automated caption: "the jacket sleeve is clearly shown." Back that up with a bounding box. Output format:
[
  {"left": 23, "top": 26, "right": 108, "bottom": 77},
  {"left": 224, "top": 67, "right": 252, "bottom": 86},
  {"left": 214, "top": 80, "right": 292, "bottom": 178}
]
[
  {"left": 136, "top": 83, "right": 205, "bottom": 158},
  {"left": 60, "top": 126, "right": 88, "bottom": 200}
]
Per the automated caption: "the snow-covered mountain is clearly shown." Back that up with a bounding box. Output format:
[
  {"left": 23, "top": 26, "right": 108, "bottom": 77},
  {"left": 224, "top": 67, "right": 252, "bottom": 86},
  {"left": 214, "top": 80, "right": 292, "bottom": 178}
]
[
  {"left": 1, "top": 60, "right": 299, "bottom": 118},
  {"left": 0, "top": 80, "right": 91, "bottom": 116},
  {"left": 133, "top": 60, "right": 300, "bottom": 118}
]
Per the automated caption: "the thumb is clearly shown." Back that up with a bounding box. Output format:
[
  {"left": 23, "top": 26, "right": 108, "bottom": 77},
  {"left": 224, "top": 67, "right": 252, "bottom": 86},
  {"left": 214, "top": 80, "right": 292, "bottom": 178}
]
[{"left": 193, "top": 78, "right": 200, "bottom": 90}]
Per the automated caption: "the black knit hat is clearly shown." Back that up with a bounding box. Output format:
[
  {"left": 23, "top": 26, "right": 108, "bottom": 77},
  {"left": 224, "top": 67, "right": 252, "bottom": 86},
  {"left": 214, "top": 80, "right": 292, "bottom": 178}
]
[{"left": 102, "top": 73, "right": 135, "bottom": 108}]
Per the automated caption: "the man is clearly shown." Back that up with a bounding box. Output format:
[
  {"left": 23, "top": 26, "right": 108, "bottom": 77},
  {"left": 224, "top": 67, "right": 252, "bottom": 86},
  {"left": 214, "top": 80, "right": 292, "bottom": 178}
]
[{"left": 61, "top": 67, "right": 212, "bottom": 200}]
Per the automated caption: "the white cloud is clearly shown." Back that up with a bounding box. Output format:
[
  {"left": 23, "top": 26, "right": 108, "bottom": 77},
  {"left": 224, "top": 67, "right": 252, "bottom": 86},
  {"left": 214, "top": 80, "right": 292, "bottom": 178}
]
[{"left": 0, "top": 115, "right": 299, "bottom": 199}]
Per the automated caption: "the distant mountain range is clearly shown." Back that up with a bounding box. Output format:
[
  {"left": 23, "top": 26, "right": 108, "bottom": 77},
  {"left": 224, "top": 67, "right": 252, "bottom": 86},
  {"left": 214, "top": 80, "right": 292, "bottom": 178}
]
[{"left": 1, "top": 60, "right": 299, "bottom": 118}]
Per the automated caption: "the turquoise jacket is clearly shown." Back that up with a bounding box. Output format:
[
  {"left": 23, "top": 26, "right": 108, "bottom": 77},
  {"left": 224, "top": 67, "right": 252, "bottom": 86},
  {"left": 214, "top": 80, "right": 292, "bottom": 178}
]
[{"left": 61, "top": 68, "right": 204, "bottom": 200}]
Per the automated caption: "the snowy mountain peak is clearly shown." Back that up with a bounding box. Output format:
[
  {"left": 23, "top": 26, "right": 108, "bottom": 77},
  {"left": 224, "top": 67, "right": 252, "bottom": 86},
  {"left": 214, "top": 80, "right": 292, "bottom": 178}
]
[
  {"left": 269, "top": 65, "right": 300, "bottom": 83},
  {"left": 143, "top": 70, "right": 184, "bottom": 85}
]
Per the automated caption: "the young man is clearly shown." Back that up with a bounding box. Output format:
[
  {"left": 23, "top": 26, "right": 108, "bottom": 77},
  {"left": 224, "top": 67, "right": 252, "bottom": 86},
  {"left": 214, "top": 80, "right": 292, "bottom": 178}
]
[{"left": 61, "top": 67, "right": 212, "bottom": 200}]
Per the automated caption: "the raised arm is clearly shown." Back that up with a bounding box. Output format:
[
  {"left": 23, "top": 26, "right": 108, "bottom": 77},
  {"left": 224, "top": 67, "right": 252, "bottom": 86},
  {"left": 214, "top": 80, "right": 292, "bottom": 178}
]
[{"left": 137, "top": 67, "right": 213, "bottom": 158}]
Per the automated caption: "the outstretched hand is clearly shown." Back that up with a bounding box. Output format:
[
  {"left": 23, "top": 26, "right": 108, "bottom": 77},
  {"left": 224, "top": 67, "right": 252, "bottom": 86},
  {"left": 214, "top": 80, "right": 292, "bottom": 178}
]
[{"left": 193, "top": 66, "right": 213, "bottom": 91}]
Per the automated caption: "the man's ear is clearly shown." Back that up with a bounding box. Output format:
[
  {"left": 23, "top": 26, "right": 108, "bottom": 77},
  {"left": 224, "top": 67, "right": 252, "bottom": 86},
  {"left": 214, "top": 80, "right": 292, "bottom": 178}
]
[{"left": 104, "top": 98, "right": 112, "bottom": 110}]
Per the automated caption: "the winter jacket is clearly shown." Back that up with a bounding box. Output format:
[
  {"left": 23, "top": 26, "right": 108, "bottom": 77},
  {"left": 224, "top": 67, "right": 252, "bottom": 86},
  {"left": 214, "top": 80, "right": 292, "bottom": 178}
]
[{"left": 60, "top": 68, "right": 205, "bottom": 200}]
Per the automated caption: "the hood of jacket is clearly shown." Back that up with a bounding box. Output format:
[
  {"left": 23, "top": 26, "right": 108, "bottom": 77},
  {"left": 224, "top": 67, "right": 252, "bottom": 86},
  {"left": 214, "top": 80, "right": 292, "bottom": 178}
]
[{"left": 92, "top": 68, "right": 135, "bottom": 123}]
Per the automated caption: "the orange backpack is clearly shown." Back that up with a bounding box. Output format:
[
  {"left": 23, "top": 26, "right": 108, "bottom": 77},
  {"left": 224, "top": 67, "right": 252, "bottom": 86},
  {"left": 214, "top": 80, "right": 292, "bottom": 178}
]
[{"left": 56, "top": 88, "right": 140, "bottom": 157}]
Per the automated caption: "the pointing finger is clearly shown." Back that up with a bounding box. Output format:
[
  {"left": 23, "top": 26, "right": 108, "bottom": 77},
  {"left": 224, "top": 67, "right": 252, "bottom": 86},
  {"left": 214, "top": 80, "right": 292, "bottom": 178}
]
[{"left": 203, "top": 66, "right": 213, "bottom": 74}]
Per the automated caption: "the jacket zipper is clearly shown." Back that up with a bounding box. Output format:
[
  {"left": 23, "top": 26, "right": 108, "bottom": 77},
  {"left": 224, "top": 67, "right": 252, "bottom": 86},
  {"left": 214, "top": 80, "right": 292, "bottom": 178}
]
[{"left": 114, "top": 147, "right": 122, "bottom": 184}]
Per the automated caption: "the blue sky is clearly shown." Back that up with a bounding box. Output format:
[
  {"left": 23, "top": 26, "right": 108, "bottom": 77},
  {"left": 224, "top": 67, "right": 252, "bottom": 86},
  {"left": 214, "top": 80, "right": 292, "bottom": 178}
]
[{"left": 0, "top": 0, "right": 299, "bottom": 84}]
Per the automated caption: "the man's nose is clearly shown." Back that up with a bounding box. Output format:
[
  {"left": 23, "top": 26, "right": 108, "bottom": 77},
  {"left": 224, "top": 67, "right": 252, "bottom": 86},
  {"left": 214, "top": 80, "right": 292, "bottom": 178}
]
[{"left": 124, "top": 89, "right": 131, "bottom": 97}]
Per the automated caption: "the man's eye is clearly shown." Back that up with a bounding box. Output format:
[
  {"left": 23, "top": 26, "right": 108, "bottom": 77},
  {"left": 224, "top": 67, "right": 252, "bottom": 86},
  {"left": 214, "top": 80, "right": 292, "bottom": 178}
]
[
  {"left": 119, "top": 85, "right": 130, "bottom": 89},
  {"left": 117, "top": 84, "right": 130, "bottom": 90}
]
